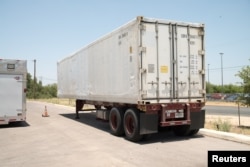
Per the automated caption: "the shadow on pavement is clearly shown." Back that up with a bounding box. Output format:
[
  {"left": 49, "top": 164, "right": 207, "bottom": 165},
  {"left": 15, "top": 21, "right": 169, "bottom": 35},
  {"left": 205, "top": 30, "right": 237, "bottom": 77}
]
[
  {"left": 0, "top": 121, "right": 30, "bottom": 128},
  {"left": 60, "top": 112, "right": 205, "bottom": 144},
  {"left": 139, "top": 130, "right": 204, "bottom": 145},
  {"left": 60, "top": 112, "right": 110, "bottom": 133}
]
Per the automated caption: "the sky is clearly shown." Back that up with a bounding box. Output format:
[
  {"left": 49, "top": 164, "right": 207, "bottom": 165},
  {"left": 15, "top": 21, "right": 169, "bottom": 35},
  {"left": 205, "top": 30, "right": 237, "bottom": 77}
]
[{"left": 1, "top": 0, "right": 250, "bottom": 86}]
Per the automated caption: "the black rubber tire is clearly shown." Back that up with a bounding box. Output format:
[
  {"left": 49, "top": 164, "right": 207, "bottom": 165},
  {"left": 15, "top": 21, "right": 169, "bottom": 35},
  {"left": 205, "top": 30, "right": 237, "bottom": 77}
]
[
  {"left": 173, "top": 125, "right": 190, "bottom": 136},
  {"left": 123, "top": 108, "right": 143, "bottom": 142},
  {"left": 109, "top": 107, "right": 124, "bottom": 136}
]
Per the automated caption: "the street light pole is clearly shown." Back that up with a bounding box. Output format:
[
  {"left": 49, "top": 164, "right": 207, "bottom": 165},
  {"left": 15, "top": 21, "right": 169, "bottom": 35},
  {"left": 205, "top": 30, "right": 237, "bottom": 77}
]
[
  {"left": 208, "top": 63, "right": 210, "bottom": 84},
  {"left": 220, "top": 53, "right": 224, "bottom": 95},
  {"left": 33, "top": 59, "right": 36, "bottom": 99}
]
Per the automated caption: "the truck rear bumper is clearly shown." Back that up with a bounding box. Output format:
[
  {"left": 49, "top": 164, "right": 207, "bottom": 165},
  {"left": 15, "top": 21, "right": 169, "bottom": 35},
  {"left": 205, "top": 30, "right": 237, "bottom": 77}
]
[{"left": 0, "top": 116, "right": 26, "bottom": 125}]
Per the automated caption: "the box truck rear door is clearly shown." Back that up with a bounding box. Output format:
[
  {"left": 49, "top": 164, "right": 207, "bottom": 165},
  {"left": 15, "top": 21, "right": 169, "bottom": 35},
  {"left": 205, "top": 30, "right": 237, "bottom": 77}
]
[{"left": 0, "top": 74, "right": 23, "bottom": 117}]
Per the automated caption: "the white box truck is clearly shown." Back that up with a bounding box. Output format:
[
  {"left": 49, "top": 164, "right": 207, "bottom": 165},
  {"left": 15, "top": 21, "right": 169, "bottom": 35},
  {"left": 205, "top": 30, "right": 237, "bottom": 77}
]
[
  {"left": 0, "top": 59, "right": 27, "bottom": 125},
  {"left": 57, "top": 16, "right": 206, "bottom": 141}
]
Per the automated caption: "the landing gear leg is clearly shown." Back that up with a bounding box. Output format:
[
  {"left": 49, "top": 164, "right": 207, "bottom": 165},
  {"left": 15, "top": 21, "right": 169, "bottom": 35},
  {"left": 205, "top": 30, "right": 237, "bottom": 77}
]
[{"left": 75, "top": 99, "right": 84, "bottom": 119}]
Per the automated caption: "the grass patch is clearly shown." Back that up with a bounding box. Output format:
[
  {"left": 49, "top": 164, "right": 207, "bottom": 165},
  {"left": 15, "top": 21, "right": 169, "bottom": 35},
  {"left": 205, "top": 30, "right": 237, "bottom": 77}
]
[
  {"left": 212, "top": 118, "right": 231, "bottom": 132},
  {"left": 29, "top": 98, "right": 95, "bottom": 109},
  {"left": 205, "top": 118, "right": 250, "bottom": 135},
  {"left": 29, "top": 98, "right": 76, "bottom": 107}
]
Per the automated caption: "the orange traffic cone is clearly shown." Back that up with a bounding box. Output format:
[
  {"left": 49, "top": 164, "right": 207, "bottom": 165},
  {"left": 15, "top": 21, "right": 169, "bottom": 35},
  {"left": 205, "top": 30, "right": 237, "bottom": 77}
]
[{"left": 42, "top": 106, "right": 50, "bottom": 117}]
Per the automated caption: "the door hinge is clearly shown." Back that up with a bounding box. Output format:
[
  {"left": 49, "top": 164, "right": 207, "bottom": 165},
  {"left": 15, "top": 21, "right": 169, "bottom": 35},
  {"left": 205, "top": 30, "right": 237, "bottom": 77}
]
[
  {"left": 199, "top": 89, "right": 206, "bottom": 94},
  {"left": 140, "top": 90, "right": 147, "bottom": 95},
  {"left": 139, "top": 47, "right": 146, "bottom": 53},
  {"left": 198, "top": 29, "right": 205, "bottom": 36},
  {"left": 147, "top": 81, "right": 158, "bottom": 85},
  {"left": 161, "top": 81, "right": 171, "bottom": 85},
  {"left": 198, "top": 50, "right": 205, "bottom": 55},
  {"left": 139, "top": 24, "right": 146, "bottom": 31},
  {"left": 140, "top": 68, "right": 147, "bottom": 73},
  {"left": 199, "top": 70, "right": 205, "bottom": 75},
  {"left": 191, "top": 81, "right": 199, "bottom": 85}
]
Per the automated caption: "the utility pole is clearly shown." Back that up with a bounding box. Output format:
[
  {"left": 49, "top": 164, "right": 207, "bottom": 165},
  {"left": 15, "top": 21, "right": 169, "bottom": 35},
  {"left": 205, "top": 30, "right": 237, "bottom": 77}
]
[
  {"left": 219, "top": 53, "right": 224, "bottom": 95},
  {"left": 207, "top": 63, "right": 210, "bottom": 84},
  {"left": 33, "top": 59, "right": 36, "bottom": 99}
]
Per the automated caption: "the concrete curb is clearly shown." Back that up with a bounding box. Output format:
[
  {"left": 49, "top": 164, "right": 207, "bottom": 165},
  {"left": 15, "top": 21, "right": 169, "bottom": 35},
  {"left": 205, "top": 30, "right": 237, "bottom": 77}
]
[{"left": 199, "top": 129, "right": 250, "bottom": 145}]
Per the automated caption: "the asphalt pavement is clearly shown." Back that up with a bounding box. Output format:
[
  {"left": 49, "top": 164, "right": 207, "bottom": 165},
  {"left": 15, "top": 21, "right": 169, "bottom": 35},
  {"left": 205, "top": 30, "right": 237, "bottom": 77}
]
[{"left": 0, "top": 101, "right": 249, "bottom": 167}]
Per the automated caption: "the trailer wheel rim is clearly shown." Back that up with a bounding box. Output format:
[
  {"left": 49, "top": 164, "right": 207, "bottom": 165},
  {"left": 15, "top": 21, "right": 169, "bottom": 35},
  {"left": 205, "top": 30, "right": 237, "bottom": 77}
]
[
  {"left": 125, "top": 114, "right": 135, "bottom": 134},
  {"left": 110, "top": 113, "right": 118, "bottom": 129}
]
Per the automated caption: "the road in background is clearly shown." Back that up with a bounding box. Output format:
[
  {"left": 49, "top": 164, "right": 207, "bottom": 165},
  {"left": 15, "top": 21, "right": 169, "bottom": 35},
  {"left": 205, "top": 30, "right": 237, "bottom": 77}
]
[
  {"left": 205, "top": 105, "right": 250, "bottom": 117},
  {"left": 0, "top": 101, "right": 249, "bottom": 167}
]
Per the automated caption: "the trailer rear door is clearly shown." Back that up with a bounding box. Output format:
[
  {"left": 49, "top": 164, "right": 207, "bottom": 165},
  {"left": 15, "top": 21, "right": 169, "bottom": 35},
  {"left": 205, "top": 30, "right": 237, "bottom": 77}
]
[{"left": 140, "top": 20, "right": 205, "bottom": 102}]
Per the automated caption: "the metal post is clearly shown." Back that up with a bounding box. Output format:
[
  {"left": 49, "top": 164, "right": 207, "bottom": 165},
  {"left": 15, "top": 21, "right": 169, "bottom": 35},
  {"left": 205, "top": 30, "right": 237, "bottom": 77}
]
[
  {"left": 219, "top": 53, "right": 224, "bottom": 95},
  {"left": 207, "top": 64, "right": 210, "bottom": 84},
  {"left": 237, "top": 101, "right": 241, "bottom": 127},
  {"left": 33, "top": 59, "right": 36, "bottom": 99}
]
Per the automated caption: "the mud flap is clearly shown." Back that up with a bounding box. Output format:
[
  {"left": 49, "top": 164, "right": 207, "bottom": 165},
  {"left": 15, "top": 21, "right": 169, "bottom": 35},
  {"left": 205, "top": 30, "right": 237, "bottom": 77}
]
[
  {"left": 190, "top": 109, "right": 205, "bottom": 130},
  {"left": 140, "top": 113, "right": 158, "bottom": 135}
]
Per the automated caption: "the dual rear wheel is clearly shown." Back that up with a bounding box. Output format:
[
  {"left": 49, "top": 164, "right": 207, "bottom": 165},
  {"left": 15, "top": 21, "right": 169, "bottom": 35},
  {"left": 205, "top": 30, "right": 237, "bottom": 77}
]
[
  {"left": 109, "top": 107, "right": 142, "bottom": 142},
  {"left": 109, "top": 107, "right": 199, "bottom": 141},
  {"left": 109, "top": 107, "right": 124, "bottom": 136}
]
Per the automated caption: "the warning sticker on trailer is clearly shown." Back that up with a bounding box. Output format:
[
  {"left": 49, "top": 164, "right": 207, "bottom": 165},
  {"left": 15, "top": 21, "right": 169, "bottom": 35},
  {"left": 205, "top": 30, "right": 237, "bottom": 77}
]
[
  {"left": 148, "top": 64, "right": 155, "bottom": 73},
  {"left": 160, "top": 66, "right": 168, "bottom": 73}
]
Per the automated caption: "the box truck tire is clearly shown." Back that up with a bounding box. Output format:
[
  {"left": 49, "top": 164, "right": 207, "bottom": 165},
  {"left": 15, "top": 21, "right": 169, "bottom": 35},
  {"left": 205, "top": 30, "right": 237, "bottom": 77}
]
[
  {"left": 109, "top": 107, "right": 125, "bottom": 136},
  {"left": 124, "top": 108, "right": 143, "bottom": 142}
]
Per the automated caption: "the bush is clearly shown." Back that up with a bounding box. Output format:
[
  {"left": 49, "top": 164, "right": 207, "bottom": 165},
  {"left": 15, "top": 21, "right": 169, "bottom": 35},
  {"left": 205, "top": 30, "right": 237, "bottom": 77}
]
[{"left": 213, "top": 118, "right": 232, "bottom": 132}]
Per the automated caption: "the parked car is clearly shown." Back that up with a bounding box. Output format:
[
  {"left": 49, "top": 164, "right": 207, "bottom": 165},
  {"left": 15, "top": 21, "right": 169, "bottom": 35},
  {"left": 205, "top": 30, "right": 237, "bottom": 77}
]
[
  {"left": 225, "top": 94, "right": 240, "bottom": 102},
  {"left": 210, "top": 93, "right": 224, "bottom": 100}
]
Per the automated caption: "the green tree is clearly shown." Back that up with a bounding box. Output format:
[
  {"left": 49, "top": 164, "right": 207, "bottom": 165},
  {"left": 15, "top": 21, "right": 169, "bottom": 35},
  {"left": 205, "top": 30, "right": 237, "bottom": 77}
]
[
  {"left": 41, "top": 84, "right": 57, "bottom": 98},
  {"left": 236, "top": 65, "right": 250, "bottom": 106},
  {"left": 26, "top": 73, "right": 33, "bottom": 98},
  {"left": 26, "top": 73, "right": 57, "bottom": 98},
  {"left": 223, "top": 84, "right": 243, "bottom": 93},
  {"left": 206, "top": 82, "right": 243, "bottom": 94}
]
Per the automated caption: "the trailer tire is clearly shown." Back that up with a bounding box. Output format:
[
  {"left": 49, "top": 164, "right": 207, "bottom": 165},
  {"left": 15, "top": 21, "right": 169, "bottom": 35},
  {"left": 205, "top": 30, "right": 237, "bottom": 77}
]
[
  {"left": 124, "top": 108, "right": 143, "bottom": 142},
  {"left": 109, "top": 107, "right": 124, "bottom": 136},
  {"left": 173, "top": 125, "right": 190, "bottom": 136}
]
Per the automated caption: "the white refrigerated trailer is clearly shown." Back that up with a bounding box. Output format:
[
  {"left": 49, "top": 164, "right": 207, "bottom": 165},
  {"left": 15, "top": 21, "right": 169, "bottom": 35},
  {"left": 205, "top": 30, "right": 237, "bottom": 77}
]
[
  {"left": 0, "top": 59, "right": 27, "bottom": 125},
  {"left": 57, "top": 16, "right": 206, "bottom": 141}
]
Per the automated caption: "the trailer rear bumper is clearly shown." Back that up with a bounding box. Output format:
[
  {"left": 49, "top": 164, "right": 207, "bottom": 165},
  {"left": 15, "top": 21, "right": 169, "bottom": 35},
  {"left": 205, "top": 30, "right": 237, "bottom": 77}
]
[
  {"left": 159, "top": 109, "right": 205, "bottom": 129},
  {"left": 138, "top": 102, "right": 205, "bottom": 134}
]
